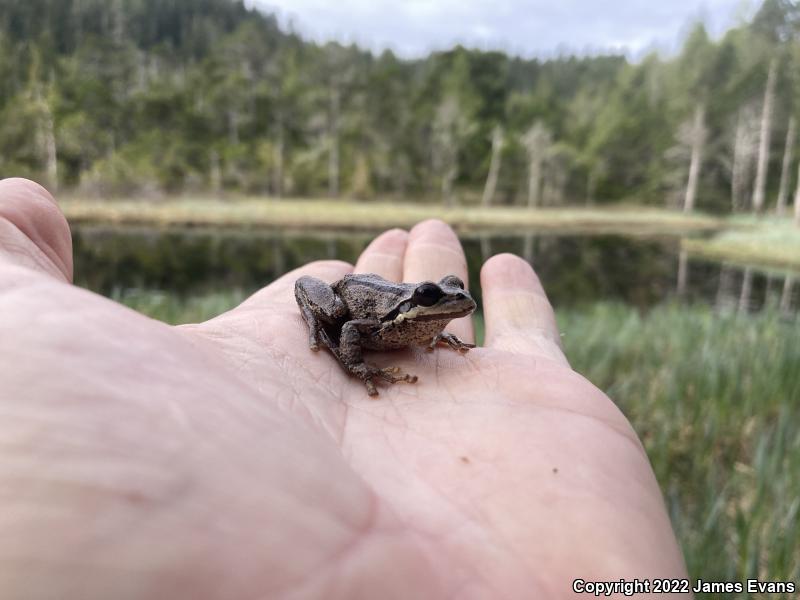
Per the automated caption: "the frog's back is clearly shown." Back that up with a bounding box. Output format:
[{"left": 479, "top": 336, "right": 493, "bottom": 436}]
[{"left": 335, "top": 274, "right": 411, "bottom": 320}]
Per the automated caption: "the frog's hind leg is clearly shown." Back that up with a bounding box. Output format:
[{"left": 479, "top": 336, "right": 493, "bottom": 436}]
[
  {"left": 295, "top": 276, "right": 348, "bottom": 351},
  {"left": 340, "top": 319, "right": 418, "bottom": 396}
]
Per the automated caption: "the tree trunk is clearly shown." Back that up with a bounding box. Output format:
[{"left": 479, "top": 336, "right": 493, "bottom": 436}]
[
  {"left": 731, "top": 113, "right": 751, "bottom": 212},
  {"left": 776, "top": 116, "right": 796, "bottom": 215},
  {"left": 683, "top": 103, "right": 705, "bottom": 213},
  {"left": 328, "top": 85, "right": 340, "bottom": 198},
  {"left": 543, "top": 163, "right": 566, "bottom": 207},
  {"left": 441, "top": 164, "right": 456, "bottom": 208},
  {"left": 731, "top": 109, "right": 756, "bottom": 212},
  {"left": 752, "top": 60, "right": 777, "bottom": 213},
  {"left": 209, "top": 150, "right": 221, "bottom": 195},
  {"left": 42, "top": 101, "right": 58, "bottom": 191},
  {"left": 272, "top": 238, "right": 286, "bottom": 279},
  {"left": 72, "top": 0, "right": 83, "bottom": 43},
  {"left": 481, "top": 126, "right": 504, "bottom": 207},
  {"left": 523, "top": 123, "right": 550, "bottom": 208},
  {"left": 228, "top": 109, "right": 239, "bottom": 146},
  {"left": 795, "top": 160, "right": 800, "bottom": 227},
  {"left": 586, "top": 170, "right": 597, "bottom": 206},
  {"left": 273, "top": 115, "right": 284, "bottom": 198},
  {"left": 527, "top": 157, "right": 542, "bottom": 208},
  {"left": 111, "top": 0, "right": 125, "bottom": 45}
]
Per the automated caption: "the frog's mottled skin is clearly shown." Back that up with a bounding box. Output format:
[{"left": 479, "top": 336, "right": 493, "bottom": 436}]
[{"left": 294, "top": 273, "right": 477, "bottom": 396}]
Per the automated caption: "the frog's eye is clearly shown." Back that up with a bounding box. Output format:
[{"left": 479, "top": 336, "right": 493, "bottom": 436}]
[
  {"left": 414, "top": 283, "right": 444, "bottom": 307},
  {"left": 441, "top": 275, "right": 465, "bottom": 289}
]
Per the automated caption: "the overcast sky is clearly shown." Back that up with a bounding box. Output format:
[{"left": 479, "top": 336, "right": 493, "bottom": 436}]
[{"left": 248, "top": 0, "right": 755, "bottom": 59}]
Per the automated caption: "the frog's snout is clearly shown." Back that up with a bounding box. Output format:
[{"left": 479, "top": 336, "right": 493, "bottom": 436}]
[{"left": 459, "top": 294, "right": 477, "bottom": 311}]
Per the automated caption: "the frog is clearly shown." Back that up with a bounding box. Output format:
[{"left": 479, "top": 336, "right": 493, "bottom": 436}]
[{"left": 294, "top": 273, "right": 477, "bottom": 396}]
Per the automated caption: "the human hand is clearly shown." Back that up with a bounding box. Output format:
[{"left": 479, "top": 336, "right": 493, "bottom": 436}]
[{"left": 0, "top": 178, "right": 688, "bottom": 599}]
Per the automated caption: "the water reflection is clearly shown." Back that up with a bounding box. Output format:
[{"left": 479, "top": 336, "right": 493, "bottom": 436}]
[
  {"left": 71, "top": 226, "right": 799, "bottom": 318},
  {"left": 781, "top": 276, "right": 795, "bottom": 313}
]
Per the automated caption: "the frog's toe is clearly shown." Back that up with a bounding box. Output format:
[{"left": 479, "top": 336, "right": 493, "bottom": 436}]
[
  {"left": 433, "top": 332, "right": 475, "bottom": 353},
  {"left": 377, "top": 366, "right": 418, "bottom": 385},
  {"left": 353, "top": 364, "right": 418, "bottom": 396},
  {"left": 307, "top": 331, "right": 320, "bottom": 351}
]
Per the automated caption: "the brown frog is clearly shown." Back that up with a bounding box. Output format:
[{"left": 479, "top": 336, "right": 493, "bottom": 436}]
[{"left": 295, "top": 273, "right": 477, "bottom": 395}]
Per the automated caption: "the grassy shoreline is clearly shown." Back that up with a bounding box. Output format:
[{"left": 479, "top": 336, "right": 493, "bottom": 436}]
[
  {"left": 61, "top": 197, "right": 722, "bottom": 235},
  {"left": 63, "top": 197, "right": 800, "bottom": 271},
  {"left": 682, "top": 216, "right": 800, "bottom": 271}
]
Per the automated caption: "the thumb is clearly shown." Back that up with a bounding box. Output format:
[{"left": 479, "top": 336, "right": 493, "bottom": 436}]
[{"left": 0, "top": 178, "right": 73, "bottom": 282}]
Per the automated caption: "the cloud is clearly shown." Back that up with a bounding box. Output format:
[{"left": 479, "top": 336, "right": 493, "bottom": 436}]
[{"left": 248, "top": 0, "right": 744, "bottom": 59}]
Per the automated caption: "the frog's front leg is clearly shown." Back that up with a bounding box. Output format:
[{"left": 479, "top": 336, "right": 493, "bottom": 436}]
[
  {"left": 427, "top": 331, "right": 476, "bottom": 353},
  {"left": 294, "top": 276, "right": 348, "bottom": 351},
  {"left": 339, "top": 319, "right": 418, "bottom": 396}
]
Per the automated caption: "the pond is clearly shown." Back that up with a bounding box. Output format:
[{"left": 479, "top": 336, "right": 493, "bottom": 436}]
[{"left": 71, "top": 225, "right": 799, "bottom": 318}]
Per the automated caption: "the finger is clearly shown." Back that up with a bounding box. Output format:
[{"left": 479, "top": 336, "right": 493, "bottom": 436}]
[
  {"left": 354, "top": 228, "right": 408, "bottom": 281},
  {"left": 234, "top": 260, "right": 354, "bottom": 311},
  {"left": 481, "top": 253, "right": 568, "bottom": 365},
  {"left": 403, "top": 219, "right": 474, "bottom": 343},
  {"left": 0, "top": 178, "right": 72, "bottom": 282}
]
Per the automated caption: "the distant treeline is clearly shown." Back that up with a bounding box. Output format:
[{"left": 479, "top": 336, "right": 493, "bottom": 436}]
[{"left": 1, "top": 0, "right": 799, "bottom": 213}]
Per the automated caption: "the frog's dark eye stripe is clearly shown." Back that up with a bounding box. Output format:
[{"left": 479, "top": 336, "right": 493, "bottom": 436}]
[{"left": 414, "top": 283, "right": 444, "bottom": 307}]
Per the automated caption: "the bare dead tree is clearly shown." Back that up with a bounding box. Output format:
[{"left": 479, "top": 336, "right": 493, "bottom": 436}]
[
  {"left": 111, "top": 0, "right": 125, "bottom": 46},
  {"left": 585, "top": 159, "right": 607, "bottom": 206},
  {"left": 228, "top": 109, "right": 240, "bottom": 146},
  {"left": 41, "top": 100, "right": 58, "bottom": 191},
  {"left": 522, "top": 122, "right": 551, "bottom": 208},
  {"left": 272, "top": 114, "right": 285, "bottom": 197},
  {"left": 665, "top": 108, "right": 706, "bottom": 211},
  {"left": 776, "top": 116, "right": 796, "bottom": 215},
  {"left": 432, "top": 96, "right": 467, "bottom": 207},
  {"left": 31, "top": 81, "right": 58, "bottom": 191},
  {"left": 209, "top": 149, "right": 222, "bottom": 195},
  {"left": 328, "top": 84, "right": 340, "bottom": 198},
  {"left": 683, "top": 104, "right": 707, "bottom": 212},
  {"left": 730, "top": 104, "right": 760, "bottom": 212},
  {"left": 753, "top": 59, "right": 777, "bottom": 213},
  {"left": 542, "top": 152, "right": 567, "bottom": 206},
  {"left": 795, "top": 159, "right": 800, "bottom": 227},
  {"left": 481, "top": 126, "right": 504, "bottom": 207}
]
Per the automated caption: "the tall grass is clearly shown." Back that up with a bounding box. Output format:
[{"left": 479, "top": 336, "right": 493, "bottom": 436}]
[
  {"left": 112, "top": 288, "right": 248, "bottom": 324},
  {"left": 560, "top": 303, "right": 800, "bottom": 592},
  {"left": 118, "top": 289, "right": 799, "bottom": 594}
]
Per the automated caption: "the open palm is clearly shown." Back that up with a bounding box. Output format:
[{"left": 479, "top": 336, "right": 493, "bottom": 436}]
[{"left": 0, "top": 178, "right": 688, "bottom": 599}]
